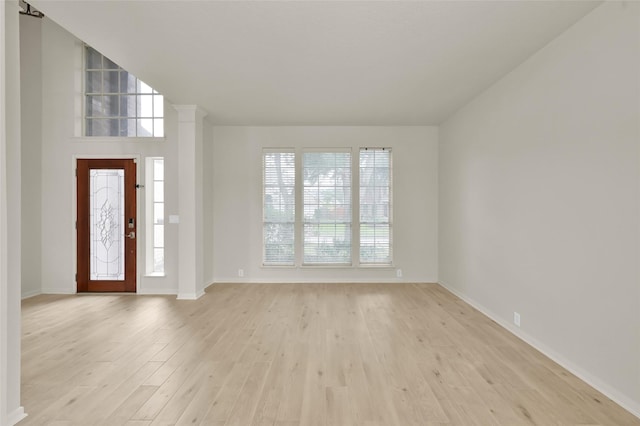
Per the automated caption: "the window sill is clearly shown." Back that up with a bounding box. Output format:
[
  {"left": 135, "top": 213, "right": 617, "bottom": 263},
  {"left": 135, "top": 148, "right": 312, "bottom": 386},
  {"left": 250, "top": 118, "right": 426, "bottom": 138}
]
[
  {"left": 261, "top": 264, "right": 296, "bottom": 269},
  {"left": 145, "top": 272, "right": 166, "bottom": 278},
  {"left": 72, "top": 136, "right": 166, "bottom": 143},
  {"left": 300, "top": 264, "right": 353, "bottom": 269},
  {"left": 261, "top": 263, "right": 395, "bottom": 269},
  {"left": 358, "top": 264, "right": 395, "bottom": 269}
]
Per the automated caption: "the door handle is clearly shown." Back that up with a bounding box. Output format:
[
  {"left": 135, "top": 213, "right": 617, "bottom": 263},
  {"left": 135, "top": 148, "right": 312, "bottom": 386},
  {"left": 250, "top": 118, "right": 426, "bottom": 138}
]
[{"left": 126, "top": 231, "right": 135, "bottom": 239}]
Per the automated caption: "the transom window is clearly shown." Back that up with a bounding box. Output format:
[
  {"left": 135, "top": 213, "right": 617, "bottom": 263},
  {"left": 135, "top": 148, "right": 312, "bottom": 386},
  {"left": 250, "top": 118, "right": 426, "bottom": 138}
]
[{"left": 84, "top": 45, "right": 164, "bottom": 137}]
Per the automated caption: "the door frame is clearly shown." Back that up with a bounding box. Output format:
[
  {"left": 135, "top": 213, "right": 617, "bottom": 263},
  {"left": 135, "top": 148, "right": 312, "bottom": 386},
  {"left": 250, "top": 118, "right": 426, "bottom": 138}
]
[{"left": 72, "top": 154, "right": 141, "bottom": 293}]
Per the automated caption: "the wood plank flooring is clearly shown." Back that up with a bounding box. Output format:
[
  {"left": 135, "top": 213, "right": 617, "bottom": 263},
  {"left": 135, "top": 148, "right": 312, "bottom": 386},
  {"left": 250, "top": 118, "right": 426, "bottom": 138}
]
[{"left": 20, "top": 283, "right": 640, "bottom": 426}]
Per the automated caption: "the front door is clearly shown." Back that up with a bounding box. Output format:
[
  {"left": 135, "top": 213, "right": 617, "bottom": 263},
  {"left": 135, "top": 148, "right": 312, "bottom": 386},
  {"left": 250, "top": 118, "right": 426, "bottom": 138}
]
[{"left": 77, "top": 159, "right": 137, "bottom": 292}]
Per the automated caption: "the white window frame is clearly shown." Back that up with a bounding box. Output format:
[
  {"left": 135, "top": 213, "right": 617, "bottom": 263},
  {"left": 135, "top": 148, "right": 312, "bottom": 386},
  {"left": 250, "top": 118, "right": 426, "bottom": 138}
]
[
  {"left": 359, "top": 147, "right": 393, "bottom": 265},
  {"left": 145, "top": 157, "right": 165, "bottom": 275},
  {"left": 302, "top": 149, "right": 353, "bottom": 266},
  {"left": 261, "top": 147, "right": 393, "bottom": 268},
  {"left": 262, "top": 149, "right": 296, "bottom": 266}
]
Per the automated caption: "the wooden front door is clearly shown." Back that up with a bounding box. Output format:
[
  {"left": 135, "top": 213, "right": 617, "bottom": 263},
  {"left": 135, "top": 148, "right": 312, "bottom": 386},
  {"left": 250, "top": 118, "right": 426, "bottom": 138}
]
[{"left": 77, "top": 159, "right": 137, "bottom": 292}]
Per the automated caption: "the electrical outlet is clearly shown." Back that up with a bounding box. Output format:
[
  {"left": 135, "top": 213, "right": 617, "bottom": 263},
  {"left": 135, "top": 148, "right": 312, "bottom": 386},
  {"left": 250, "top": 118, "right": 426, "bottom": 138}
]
[
  {"left": 396, "top": 269, "right": 403, "bottom": 278},
  {"left": 238, "top": 269, "right": 244, "bottom": 278},
  {"left": 514, "top": 312, "right": 521, "bottom": 327}
]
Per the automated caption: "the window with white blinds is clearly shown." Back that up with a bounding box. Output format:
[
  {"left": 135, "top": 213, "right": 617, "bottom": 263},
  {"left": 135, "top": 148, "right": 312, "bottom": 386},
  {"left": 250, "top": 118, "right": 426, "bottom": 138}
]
[
  {"left": 263, "top": 151, "right": 296, "bottom": 265},
  {"left": 303, "top": 151, "right": 352, "bottom": 264},
  {"left": 359, "top": 148, "right": 392, "bottom": 264}
]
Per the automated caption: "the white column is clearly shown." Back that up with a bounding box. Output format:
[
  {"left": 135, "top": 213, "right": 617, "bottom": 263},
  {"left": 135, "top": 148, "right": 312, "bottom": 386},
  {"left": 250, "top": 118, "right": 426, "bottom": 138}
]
[
  {"left": 1, "top": 1, "right": 26, "bottom": 424},
  {"left": 174, "top": 105, "right": 206, "bottom": 300}
]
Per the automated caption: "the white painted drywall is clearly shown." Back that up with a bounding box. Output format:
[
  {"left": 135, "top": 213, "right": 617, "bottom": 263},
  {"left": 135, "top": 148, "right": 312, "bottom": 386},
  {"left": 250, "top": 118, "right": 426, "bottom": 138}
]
[
  {"left": 439, "top": 1, "right": 640, "bottom": 415},
  {"left": 212, "top": 126, "right": 438, "bottom": 283},
  {"left": 20, "top": 14, "right": 42, "bottom": 299},
  {"left": 0, "top": 2, "right": 6, "bottom": 419},
  {"left": 2, "top": 1, "right": 26, "bottom": 423},
  {"left": 38, "top": 18, "right": 180, "bottom": 295}
]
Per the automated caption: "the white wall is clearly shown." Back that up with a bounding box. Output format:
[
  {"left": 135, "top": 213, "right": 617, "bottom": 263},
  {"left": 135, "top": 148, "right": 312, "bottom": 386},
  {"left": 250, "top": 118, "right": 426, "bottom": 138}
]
[
  {"left": 439, "top": 1, "right": 640, "bottom": 416},
  {"left": 38, "top": 18, "right": 181, "bottom": 295},
  {"left": 20, "top": 15, "right": 42, "bottom": 299},
  {"left": 2, "top": 1, "right": 26, "bottom": 422},
  {"left": 212, "top": 126, "right": 438, "bottom": 283}
]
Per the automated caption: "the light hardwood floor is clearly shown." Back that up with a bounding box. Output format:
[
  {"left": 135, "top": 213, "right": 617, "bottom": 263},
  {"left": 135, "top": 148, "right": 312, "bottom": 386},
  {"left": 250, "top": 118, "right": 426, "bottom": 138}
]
[{"left": 20, "top": 283, "right": 639, "bottom": 426}]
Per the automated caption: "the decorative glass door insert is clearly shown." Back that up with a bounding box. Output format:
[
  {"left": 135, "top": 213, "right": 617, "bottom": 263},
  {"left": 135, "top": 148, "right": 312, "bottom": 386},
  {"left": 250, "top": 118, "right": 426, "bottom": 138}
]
[{"left": 89, "top": 169, "right": 125, "bottom": 280}]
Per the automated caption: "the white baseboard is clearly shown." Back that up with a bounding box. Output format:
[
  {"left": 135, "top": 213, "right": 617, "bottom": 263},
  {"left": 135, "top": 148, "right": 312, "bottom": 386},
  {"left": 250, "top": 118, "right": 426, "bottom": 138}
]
[
  {"left": 211, "top": 278, "right": 409, "bottom": 284},
  {"left": 176, "top": 289, "right": 205, "bottom": 300},
  {"left": 21, "top": 290, "right": 41, "bottom": 300},
  {"left": 41, "top": 288, "right": 183, "bottom": 297},
  {"left": 137, "top": 288, "right": 178, "bottom": 296},
  {"left": 438, "top": 280, "right": 640, "bottom": 420},
  {"left": 40, "top": 288, "right": 76, "bottom": 295},
  {"left": 8, "top": 407, "right": 26, "bottom": 425}
]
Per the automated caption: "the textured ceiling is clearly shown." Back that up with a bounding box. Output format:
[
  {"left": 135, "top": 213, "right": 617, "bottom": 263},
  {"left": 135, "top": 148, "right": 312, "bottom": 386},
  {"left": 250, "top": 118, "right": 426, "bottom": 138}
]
[{"left": 31, "top": 0, "right": 600, "bottom": 125}]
